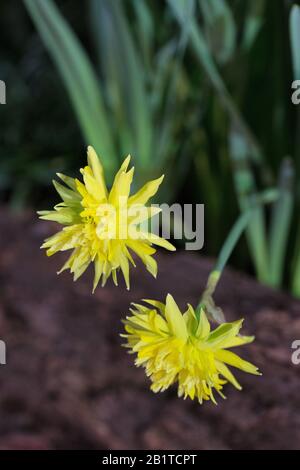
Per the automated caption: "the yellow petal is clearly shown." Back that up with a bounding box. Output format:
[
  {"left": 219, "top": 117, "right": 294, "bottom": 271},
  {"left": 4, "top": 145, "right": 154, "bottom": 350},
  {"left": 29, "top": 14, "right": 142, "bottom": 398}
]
[
  {"left": 70, "top": 247, "right": 90, "bottom": 275},
  {"left": 125, "top": 240, "right": 157, "bottom": 277},
  {"left": 109, "top": 166, "right": 134, "bottom": 206},
  {"left": 101, "top": 260, "right": 112, "bottom": 287},
  {"left": 56, "top": 172, "right": 77, "bottom": 191},
  {"left": 38, "top": 207, "right": 78, "bottom": 225},
  {"left": 143, "top": 255, "right": 157, "bottom": 278},
  {"left": 112, "top": 269, "right": 118, "bottom": 286},
  {"left": 117, "top": 248, "right": 130, "bottom": 290},
  {"left": 119, "top": 155, "right": 131, "bottom": 173},
  {"left": 206, "top": 319, "right": 244, "bottom": 349},
  {"left": 57, "top": 248, "right": 79, "bottom": 274},
  {"left": 109, "top": 155, "right": 131, "bottom": 196},
  {"left": 196, "top": 308, "right": 211, "bottom": 339},
  {"left": 215, "top": 360, "right": 242, "bottom": 390},
  {"left": 92, "top": 254, "right": 105, "bottom": 293},
  {"left": 129, "top": 229, "right": 176, "bottom": 251},
  {"left": 53, "top": 180, "right": 81, "bottom": 204},
  {"left": 221, "top": 335, "right": 255, "bottom": 349},
  {"left": 81, "top": 166, "right": 106, "bottom": 202},
  {"left": 143, "top": 299, "right": 165, "bottom": 314},
  {"left": 128, "top": 205, "right": 161, "bottom": 225},
  {"left": 215, "top": 349, "right": 261, "bottom": 375},
  {"left": 183, "top": 304, "right": 197, "bottom": 334},
  {"left": 165, "top": 294, "right": 188, "bottom": 341},
  {"left": 129, "top": 175, "right": 164, "bottom": 206},
  {"left": 122, "top": 245, "right": 136, "bottom": 267},
  {"left": 41, "top": 225, "right": 82, "bottom": 254},
  {"left": 73, "top": 261, "right": 89, "bottom": 281},
  {"left": 126, "top": 240, "right": 156, "bottom": 256},
  {"left": 87, "top": 146, "right": 107, "bottom": 198}
]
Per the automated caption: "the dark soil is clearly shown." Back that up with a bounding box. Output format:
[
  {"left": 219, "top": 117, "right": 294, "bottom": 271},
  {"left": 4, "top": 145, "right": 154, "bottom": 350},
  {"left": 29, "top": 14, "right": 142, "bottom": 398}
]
[{"left": 0, "top": 208, "right": 299, "bottom": 450}]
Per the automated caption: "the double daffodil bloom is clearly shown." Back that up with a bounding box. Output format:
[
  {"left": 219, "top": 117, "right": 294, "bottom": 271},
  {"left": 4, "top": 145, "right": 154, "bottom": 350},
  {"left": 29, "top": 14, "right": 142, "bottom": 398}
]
[
  {"left": 39, "top": 146, "right": 175, "bottom": 291},
  {"left": 122, "top": 294, "right": 260, "bottom": 404}
]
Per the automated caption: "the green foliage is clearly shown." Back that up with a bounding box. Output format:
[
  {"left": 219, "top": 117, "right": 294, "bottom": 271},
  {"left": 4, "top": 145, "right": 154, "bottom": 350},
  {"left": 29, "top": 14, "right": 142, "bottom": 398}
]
[
  {"left": 23, "top": 0, "right": 191, "bottom": 197},
  {"left": 1, "top": 0, "right": 300, "bottom": 296},
  {"left": 168, "top": 0, "right": 300, "bottom": 294},
  {"left": 24, "top": 0, "right": 118, "bottom": 176}
]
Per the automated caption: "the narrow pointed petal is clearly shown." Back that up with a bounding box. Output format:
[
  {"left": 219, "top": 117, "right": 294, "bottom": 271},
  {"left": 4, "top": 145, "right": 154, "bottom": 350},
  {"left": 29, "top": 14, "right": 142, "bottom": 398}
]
[
  {"left": 215, "top": 349, "right": 261, "bottom": 375},
  {"left": 143, "top": 255, "right": 158, "bottom": 278},
  {"left": 112, "top": 269, "right": 118, "bottom": 286},
  {"left": 206, "top": 319, "right": 244, "bottom": 349},
  {"left": 56, "top": 173, "right": 77, "bottom": 191},
  {"left": 109, "top": 166, "right": 134, "bottom": 206},
  {"left": 87, "top": 146, "right": 107, "bottom": 198},
  {"left": 38, "top": 209, "right": 74, "bottom": 225},
  {"left": 52, "top": 180, "right": 81, "bottom": 204},
  {"left": 129, "top": 175, "right": 164, "bottom": 206},
  {"left": 143, "top": 299, "right": 165, "bottom": 313},
  {"left": 196, "top": 308, "right": 211, "bottom": 339},
  {"left": 165, "top": 294, "right": 188, "bottom": 341},
  {"left": 119, "top": 250, "right": 130, "bottom": 290},
  {"left": 92, "top": 255, "right": 104, "bottom": 293},
  {"left": 183, "top": 304, "right": 197, "bottom": 333},
  {"left": 220, "top": 335, "right": 255, "bottom": 349},
  {"left": 73, "top": 261, "right": 90, "bottom": 281},
  {"left": 126, "top": 240, "right": 157, "bottom": 278},
  {"left": 215, "top": 360, "right": 242, "bottom": 390},
  {"left": 130, "top": 229, "right": 176, "bottom": 251},
  {"left": 128, "top": 206, "right": 161, "bottom": 225},
  {"left": 81, "top": 166, "right": 106, "bottom": 202}
]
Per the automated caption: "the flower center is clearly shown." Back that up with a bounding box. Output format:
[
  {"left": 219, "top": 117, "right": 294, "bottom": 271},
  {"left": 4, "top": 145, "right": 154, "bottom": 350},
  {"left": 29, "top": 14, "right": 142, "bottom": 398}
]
[{"left": 95, "top": 204, "right": 128, "bottom": 240}]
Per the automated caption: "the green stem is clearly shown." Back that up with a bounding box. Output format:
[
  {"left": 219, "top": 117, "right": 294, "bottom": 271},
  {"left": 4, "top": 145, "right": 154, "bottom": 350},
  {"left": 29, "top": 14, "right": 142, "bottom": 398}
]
[
  {"left": 215, "top": 211, "right": 252, "bottom": 274},
  {"left": 292, "top": 224, "right": 300, "bottom": 297},
  {"left": 292, "top": 251, "right": 300, "bottom": 297},
  {"left": 197, "top": 189, "right": 279, "bottom": 321}
]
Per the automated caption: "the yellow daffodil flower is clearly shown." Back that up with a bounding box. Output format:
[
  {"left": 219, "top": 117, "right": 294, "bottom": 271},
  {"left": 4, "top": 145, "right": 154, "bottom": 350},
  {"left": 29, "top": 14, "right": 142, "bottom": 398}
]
[
  {"left": 38, "top": 146, "right": 175, "bottom": 291},
  {"left": 122, "top": 294, "right": 260, "bottom": 404}
]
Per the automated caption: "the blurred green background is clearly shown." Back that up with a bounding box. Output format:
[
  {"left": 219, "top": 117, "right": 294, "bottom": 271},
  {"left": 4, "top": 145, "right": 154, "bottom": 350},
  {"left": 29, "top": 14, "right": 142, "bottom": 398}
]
[{"left": 1, "top": 0, "right": 300, "bottom": 295}]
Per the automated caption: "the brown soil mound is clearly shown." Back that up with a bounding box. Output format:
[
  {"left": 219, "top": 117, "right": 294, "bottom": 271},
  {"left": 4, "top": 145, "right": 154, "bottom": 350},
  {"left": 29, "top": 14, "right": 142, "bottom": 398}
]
[{"left": 0, "top": 208, "right": 299, "bottom": 450}]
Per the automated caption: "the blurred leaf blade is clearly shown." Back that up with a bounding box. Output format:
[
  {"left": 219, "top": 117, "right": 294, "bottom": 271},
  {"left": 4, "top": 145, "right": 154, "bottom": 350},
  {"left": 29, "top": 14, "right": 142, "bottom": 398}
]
[
  {"left": 269, "top": 158, "right": 294, "bottom": 287},
  {"left": 132, "top": 0, "right": 154, "bottom": 72},
  {"left": 292, "top": 232, "right": 300, "bottom": 297},
  {"left": 154, "top": 0, "right": 194, "bottom": 170},
  {"left": 23, "top": 0, "right": 118, "bottom": 177},
  {"left": 198, "top": 0, "right": 236, "bottom": 64},
  {"left": 242, "top": 0, "right": 265, "bottom": 51},
  {"left": 290, "top": 5, "right": 300, "bottom": 80},
  {"left": 89, "top": 0, "right": 152, "bottom": 167},
  {"left": 168, "top": 0, "right": 264, "bottom": 168},
  {"left": 229, "top": 122, "right": 270, "bottom": 283}
]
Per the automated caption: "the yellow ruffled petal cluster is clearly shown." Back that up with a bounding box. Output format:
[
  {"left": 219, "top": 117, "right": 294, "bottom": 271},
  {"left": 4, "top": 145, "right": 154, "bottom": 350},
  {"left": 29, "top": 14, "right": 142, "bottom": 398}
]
[
  {"left": 39, "top": 146, "right": 175, "bottom": 291},
  {"left": 122, "top": 294, "right": 260, "bottom": 404}
]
